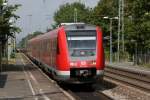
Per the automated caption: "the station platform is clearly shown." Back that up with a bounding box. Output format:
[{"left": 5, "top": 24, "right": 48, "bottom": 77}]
[{"left": 0, "top": 53, "right": 72, "bottom": 100}]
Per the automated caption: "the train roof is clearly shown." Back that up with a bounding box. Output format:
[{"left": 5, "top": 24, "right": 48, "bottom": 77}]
[
  {"left": 28, "top": 28, "right": 59, "bottom": 43},
  {"left": 60, "top": 23, "right": 97, "bottom": 31}
]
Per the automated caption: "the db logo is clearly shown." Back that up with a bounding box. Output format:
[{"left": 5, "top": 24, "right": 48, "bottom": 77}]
[{"left": 81, "top": 61, "right": 86, "bottom": 65}]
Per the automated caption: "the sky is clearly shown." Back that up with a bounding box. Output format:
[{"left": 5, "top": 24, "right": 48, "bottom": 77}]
[{"left": 8, "top": 0, "right": 100, "bottom": 43}]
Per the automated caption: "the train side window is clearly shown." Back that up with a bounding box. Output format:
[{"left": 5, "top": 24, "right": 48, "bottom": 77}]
[{"left": 57, "top": 37, "right": 60, "bottom": 54}]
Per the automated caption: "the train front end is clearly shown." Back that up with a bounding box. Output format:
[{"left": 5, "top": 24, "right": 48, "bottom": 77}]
[{"left": 57, "top": 23, "right": 105, "bottom": 84}]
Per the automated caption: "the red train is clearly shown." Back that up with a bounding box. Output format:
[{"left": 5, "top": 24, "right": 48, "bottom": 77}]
[{"left": 27, "top": 23, "right": 105, "bottom": 84}]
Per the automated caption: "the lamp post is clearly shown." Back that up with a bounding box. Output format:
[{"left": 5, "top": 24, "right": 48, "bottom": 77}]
[
  {"left": 103, "top": 16, "right": 118, "bottom": 64},
  {"left": 74, "top": 8, "right": 77, "bottom": 23},
  {"left": 131, "top": 40, "right": 138, "bottom": 65}
]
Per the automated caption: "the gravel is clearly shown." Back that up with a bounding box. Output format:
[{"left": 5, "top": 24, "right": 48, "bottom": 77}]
[{"left": 101, "top": 79, "right": 150, "bottom": 100}]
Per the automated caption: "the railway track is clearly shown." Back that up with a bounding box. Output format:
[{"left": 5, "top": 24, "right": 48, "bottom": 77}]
[
  {"left": 23, "top": 53, "right": 113, "bottom": 100},
  {"left": 104, "top": 65, "right": 150, "bottom": 92},
  {"left": 59, "top": 83, "right": 114, "bottom": 100}
]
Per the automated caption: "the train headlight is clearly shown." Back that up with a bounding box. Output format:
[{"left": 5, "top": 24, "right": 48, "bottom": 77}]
[{"left": 92, "top": 61, "right": 96, "bottom": 65}]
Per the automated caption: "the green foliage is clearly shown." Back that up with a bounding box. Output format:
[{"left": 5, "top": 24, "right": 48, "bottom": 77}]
[
  {"left": 0, "top": 0, "right": 21, "bottom": 65},
  {"left": 0, "top": 0, "right": 21, "bottom": 38},
  {"left": 0, "top": 0, "right": 3, "bottom": 4},
  {"left": 91, "top": 0, "right": 119, "bottom": 52},
  {"left": 54, "top": 2, "right": 91, "bottom": 26},
  {"left": 125, "top": 0, "right": 150, "bottom": 54},
  {"left": 92, "top": 0, "right": 150, "bottom": 55}
]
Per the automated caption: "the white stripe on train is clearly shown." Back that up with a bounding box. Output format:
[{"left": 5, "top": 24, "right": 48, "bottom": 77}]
[{"left": 56, "top": 70, "right": 104, "bottom": 76}]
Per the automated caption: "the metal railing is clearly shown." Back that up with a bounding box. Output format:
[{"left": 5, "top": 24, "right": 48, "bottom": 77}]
[
  {"left": 105, "top": 51, "right": 150, "bottom": 65},
  {"left": 135, "top": 53, "right": 150, "bottom": 64}
]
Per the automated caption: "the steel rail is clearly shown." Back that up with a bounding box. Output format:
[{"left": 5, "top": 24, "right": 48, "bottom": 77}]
[{"left": 104, "top": 66, "right": 150, "bottom": 92}]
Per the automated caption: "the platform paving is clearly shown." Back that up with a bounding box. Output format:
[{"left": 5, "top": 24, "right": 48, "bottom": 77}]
[{"left": 0, "top": 53, "right": 72, "bottom": 100}]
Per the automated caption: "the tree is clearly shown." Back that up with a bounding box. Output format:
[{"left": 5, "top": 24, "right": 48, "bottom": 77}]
[
  {"left": 54, "top": 2, "right": 91, "bottom": 27},
  {"left": 0, "top": 1, "right": 21, "bottom": 37},
  {"left": 0, "top": 0, "right": 21, "bottom": 67},
  {"left": 125, "top": 0, "right": 150, "bottom": 55},
  {"left": 92, "top": 0, "right": 150, "bottom": 56}
]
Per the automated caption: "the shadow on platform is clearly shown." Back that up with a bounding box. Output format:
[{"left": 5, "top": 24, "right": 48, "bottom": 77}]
[
  {"left": 0, "top": 74, "right": 7, "bottom": 88},
  {"left": 1, "top": 64, "right": 38, "bottom": 72}
]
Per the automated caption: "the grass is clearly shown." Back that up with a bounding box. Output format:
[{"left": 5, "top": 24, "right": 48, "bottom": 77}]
[{"left": 142, "top": 63, "right": 150, "bottom": 68}]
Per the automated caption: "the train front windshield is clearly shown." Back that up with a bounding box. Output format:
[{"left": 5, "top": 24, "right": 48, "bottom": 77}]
[{"left": 66, "top": 30, "right": 96, "bottom": 61}]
